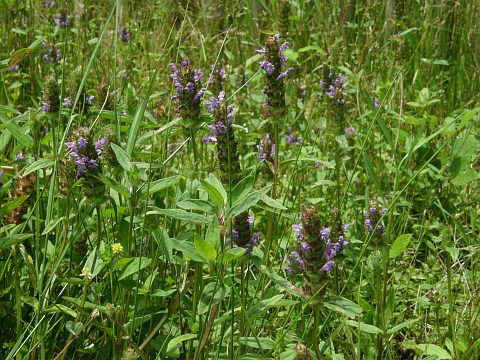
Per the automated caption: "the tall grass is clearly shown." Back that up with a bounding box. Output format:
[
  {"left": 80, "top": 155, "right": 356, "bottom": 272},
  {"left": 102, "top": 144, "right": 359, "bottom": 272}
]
[{"left": 1, "top": 0, "right": 479, "bottom": 359}]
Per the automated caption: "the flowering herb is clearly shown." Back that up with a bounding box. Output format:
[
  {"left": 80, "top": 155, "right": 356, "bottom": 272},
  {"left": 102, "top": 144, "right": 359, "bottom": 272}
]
[
  {"left": 287, "top": 206, "right": 349, "bottom": 294},
  {"left": 42, "top": 42, "right": 61, "bottom": 63},
  {"left": 258, "top": 133, "right": 275, "bottom": 160},
  {"left": 169, "top": 58, "right": 206, "bottom": 122},
  {"left": 54, "top": 11, "right": 71, "bottom": 27},
  {"left": 320, "top": 72, "right": 348, "bottom": 105},
  {"left": 65, "top": 128, "right": 108, "bottom": 178},
  {"left": 118, "top": 27, "right": 131, "bottom": 42},
  {"left": 363, "top": 200, "right": 388, "bottom": 244}
]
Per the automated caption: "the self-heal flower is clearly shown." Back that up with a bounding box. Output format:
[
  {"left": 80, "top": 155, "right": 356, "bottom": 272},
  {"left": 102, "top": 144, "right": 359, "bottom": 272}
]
[
  {"left": 320, "top": 261, "right": 336, "bottom": 273},
  {"left": 277, "top": 67, "right": 294, "bottom": 80},
  {"left": 258, "top": 133, "right": 275, "bottom": 160},
  {"left": 118, "top": 26, "right": 131, "bottom": 42},
  {"left": 321, "top": 72, "right": 348, "bottom": 105},
  {"left": 54, "top": 11, "right": 71, "bottom": 27},
  {"left": 42, "top": 103, "right": 51, "bottom": 112},
  {"left": 260, "top": 60, "right": 275, "bottom": 75}
]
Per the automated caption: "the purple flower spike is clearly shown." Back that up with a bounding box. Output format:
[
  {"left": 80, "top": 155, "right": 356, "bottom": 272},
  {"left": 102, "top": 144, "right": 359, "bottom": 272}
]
[{"left": 321, "top": 261, "right": 336, "bottom": 273}]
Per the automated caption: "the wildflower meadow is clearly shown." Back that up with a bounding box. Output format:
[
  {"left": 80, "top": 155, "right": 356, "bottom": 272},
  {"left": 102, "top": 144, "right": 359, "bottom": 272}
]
[{"left": 1, "top": 1, "right": 480, "bottom": 359}]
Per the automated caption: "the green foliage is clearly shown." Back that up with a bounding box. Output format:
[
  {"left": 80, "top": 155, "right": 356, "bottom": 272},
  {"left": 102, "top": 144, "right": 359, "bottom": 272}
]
[{"left": 0, "top": 0, "right": 479, "bottom": 359}]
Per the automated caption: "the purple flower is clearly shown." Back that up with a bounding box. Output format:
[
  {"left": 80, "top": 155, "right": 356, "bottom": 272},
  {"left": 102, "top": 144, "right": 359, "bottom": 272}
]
[
  {"left": 15, "top": 151, "right": 26, "bottom": 161},
  {"left": 321, "top": 73, "right": 348, "bottom": 105},
  {"left": 345, "top": 127, "right": 356, "bottom": 137},
  {"left": 320, "top": 227, "right": 330, "bottom": 241},
  {"left": 292, "top": 224, "right": 304, "bottom": 240},
  {"left": 259, "top": 60, "right": 275, "bottom": 75},
  {"left": 248, "top": 215, "right": 255, "bottom": 228},
  {"left": 0, "top": 169, "right": 4, "bottom": 185},
  {"left": 258, "top": 133, "right": 275, "bottom": 160},
  {"left": 77, "top": 137, "right": 87, "bottom": 149},
  {"left": 54, "top": 12, "right": 71, "bottom": 27},
  {"left": 7, "top": 64, "right": 19, "bottom": 72},
  {"left": 299, "top": 241, "right": 310, "bottom": 254},
  {"left": 375, "top": 97, "right": 380, "bottom": 109},
  {"left": 118, "top": 27, "right": 131, "bottom": 42},
  {"left": 42, "top": 42, "right": 61, "bottom": 62},
  {"left": 42, "top": 103, "right": 51, "bottom": 113},
  {"left": 323, "top": 242, "right": 340, "bottom": 260},
  {"left": 64, "top": 98, "right": 73, "bottom": 107},
  {"left": 288, "top": 251, "right": 305, "bottom": 273},
  {"left": 277, "top": 67, "right": 294, "bottom": 80},
  {"left": 245, "top": 232, "right": 262, "bottom": 254},
  {"left": 321, "top": 261, "right": 336, "bottom": 272}
]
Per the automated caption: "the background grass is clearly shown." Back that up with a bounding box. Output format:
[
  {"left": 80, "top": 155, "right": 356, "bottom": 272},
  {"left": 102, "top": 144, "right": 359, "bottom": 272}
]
[{"left": 1, "top": 0, "right": 479, "bottom": 359}]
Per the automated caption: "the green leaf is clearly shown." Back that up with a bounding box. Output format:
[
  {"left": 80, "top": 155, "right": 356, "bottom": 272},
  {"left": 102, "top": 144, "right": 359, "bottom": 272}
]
[
  {"left": 387, "top": 319, "right": 420, "bottom": 334},
  {"left": 151, "top": 289, "right": 176, "bottom": 297},
  {"left": 415, "top": 344, "right": 452, "bottom": 359},
  {"left": 390, "top": 234, "right": 412, "bottom": 258},
  {"left": 22, "top": 159, "right": 54, "bottom": 176},
  {"left": 125, "top": 55, "right": 161, "bottom": 157},
  {"left": 226, "top": 185, "right": 272, "bottom": 219},
  {"left": 297, "top": 45, "right": 321, "bottom": 52},
  {"left": 138, "top": 175, "right": 180, "bottom": 198},
  {"left": 176, "top": 199, "right": 217, "bottom": 214},
  {"left": 451, "top": 168, "right": 477, "bottom": 187},
  {"left": 65, "top": 321, "right": 83, "bottom": 336},
  {"left": 239, "top": 337, "right": 275, "bottom": 349},
  {"left": 205, "top": 216, "right": 220, "bottom": 249},
  {"left": 198, "top": 282, "right": 230, "bottom": 314},
  {"left": 170, "top": 239, "right": 206, "bottom": 262},
  {"left": 0, "top": 234, "right": 34, "bottom": 251},
  {"left": 0, "top": 195, "right": 29, "bottom": 217},
  {"left": 110, "top": 143, "right": 132, "bottom": 171},
  {"left": 261, "top": 195, "right": 287, "bottom": 210},
  {"left": 152, "top": 227, "right": 172, "bottom": 262},
  {"left": 93, "top": 173, "right": 131, "bottom": 198},
  {"left": 218, "top": 247, "right": 246, "bottom": 263},
  {"left": 346, "top": 320, "right": 383, "bottom": 334},
  {"left": 230, "top": 175, "right": 254, "bottom": 205},
  {"left": 5, "top": 120, "right": 33, "bottom": 148},
  {"left": 247, "top": 294, "right": 284, "bottom": 319},
  {"left": 147, "top": 208, "right": 209, "bottom": 224},
  {"left": 42, "top": 217, "right": 66, "bottom": 235},
  {"left": 44, "top": 305, "right": 77, "bottom": 318},
  {"left": 200, "top": 173, "right": 227, "bottom": 208},
  {"left": 458, "top": 108, "right": 479, "bottom": 130},
  {"left": 362, "top": 152, "right": 383, "bottom": 196},
  {"left": 259, "top": 265, "right": 304, "bottom": 297},
  {"left": 118, "top": 257, "right": 152, "bottom": 281},
  {"left": 323, "top": 295, "right": 363, "bottom": 319},
  {"left": 167, "top": 334, "right": 197, "bottom": 352},
  {"left": 194, "top": 234, "right": 217, "bottom": 261}
]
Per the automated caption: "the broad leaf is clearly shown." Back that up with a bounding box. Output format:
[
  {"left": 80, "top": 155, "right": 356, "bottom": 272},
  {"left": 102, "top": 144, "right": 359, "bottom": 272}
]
[{"left": 390, "top": 234, "right": 412, "bottom": 258}]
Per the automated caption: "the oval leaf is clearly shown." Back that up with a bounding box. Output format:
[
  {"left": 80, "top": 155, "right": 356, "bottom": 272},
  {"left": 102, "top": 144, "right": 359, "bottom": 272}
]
[
  {"left": 323, "top": 295, "right": 363, "bottom": 319},
  {"left": 194, "top": 234, "right": 217, "bottom": 261},
  {"left": 390, "top": 234, "right": 412, "bottom": 258},
  {"left": 110, "top": 143, "right": 132, "bottom": 171},
  {"left": 118, "top": 257, "right": 152, "bottom": 280}
]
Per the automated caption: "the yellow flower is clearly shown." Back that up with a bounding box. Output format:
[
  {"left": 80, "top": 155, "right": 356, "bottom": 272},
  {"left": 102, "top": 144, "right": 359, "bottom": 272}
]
[
  {"left": 80, "top": 267, "right": 93, "bottom": 280},
  {"left": 112, "top": 242, "right": 124, "bottom": 256}
]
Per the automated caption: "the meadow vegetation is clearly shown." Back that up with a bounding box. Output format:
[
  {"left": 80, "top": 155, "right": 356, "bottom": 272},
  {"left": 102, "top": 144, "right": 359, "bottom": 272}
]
[{"left": 1, "top": 0, "right": 480, "bottom": 359}]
